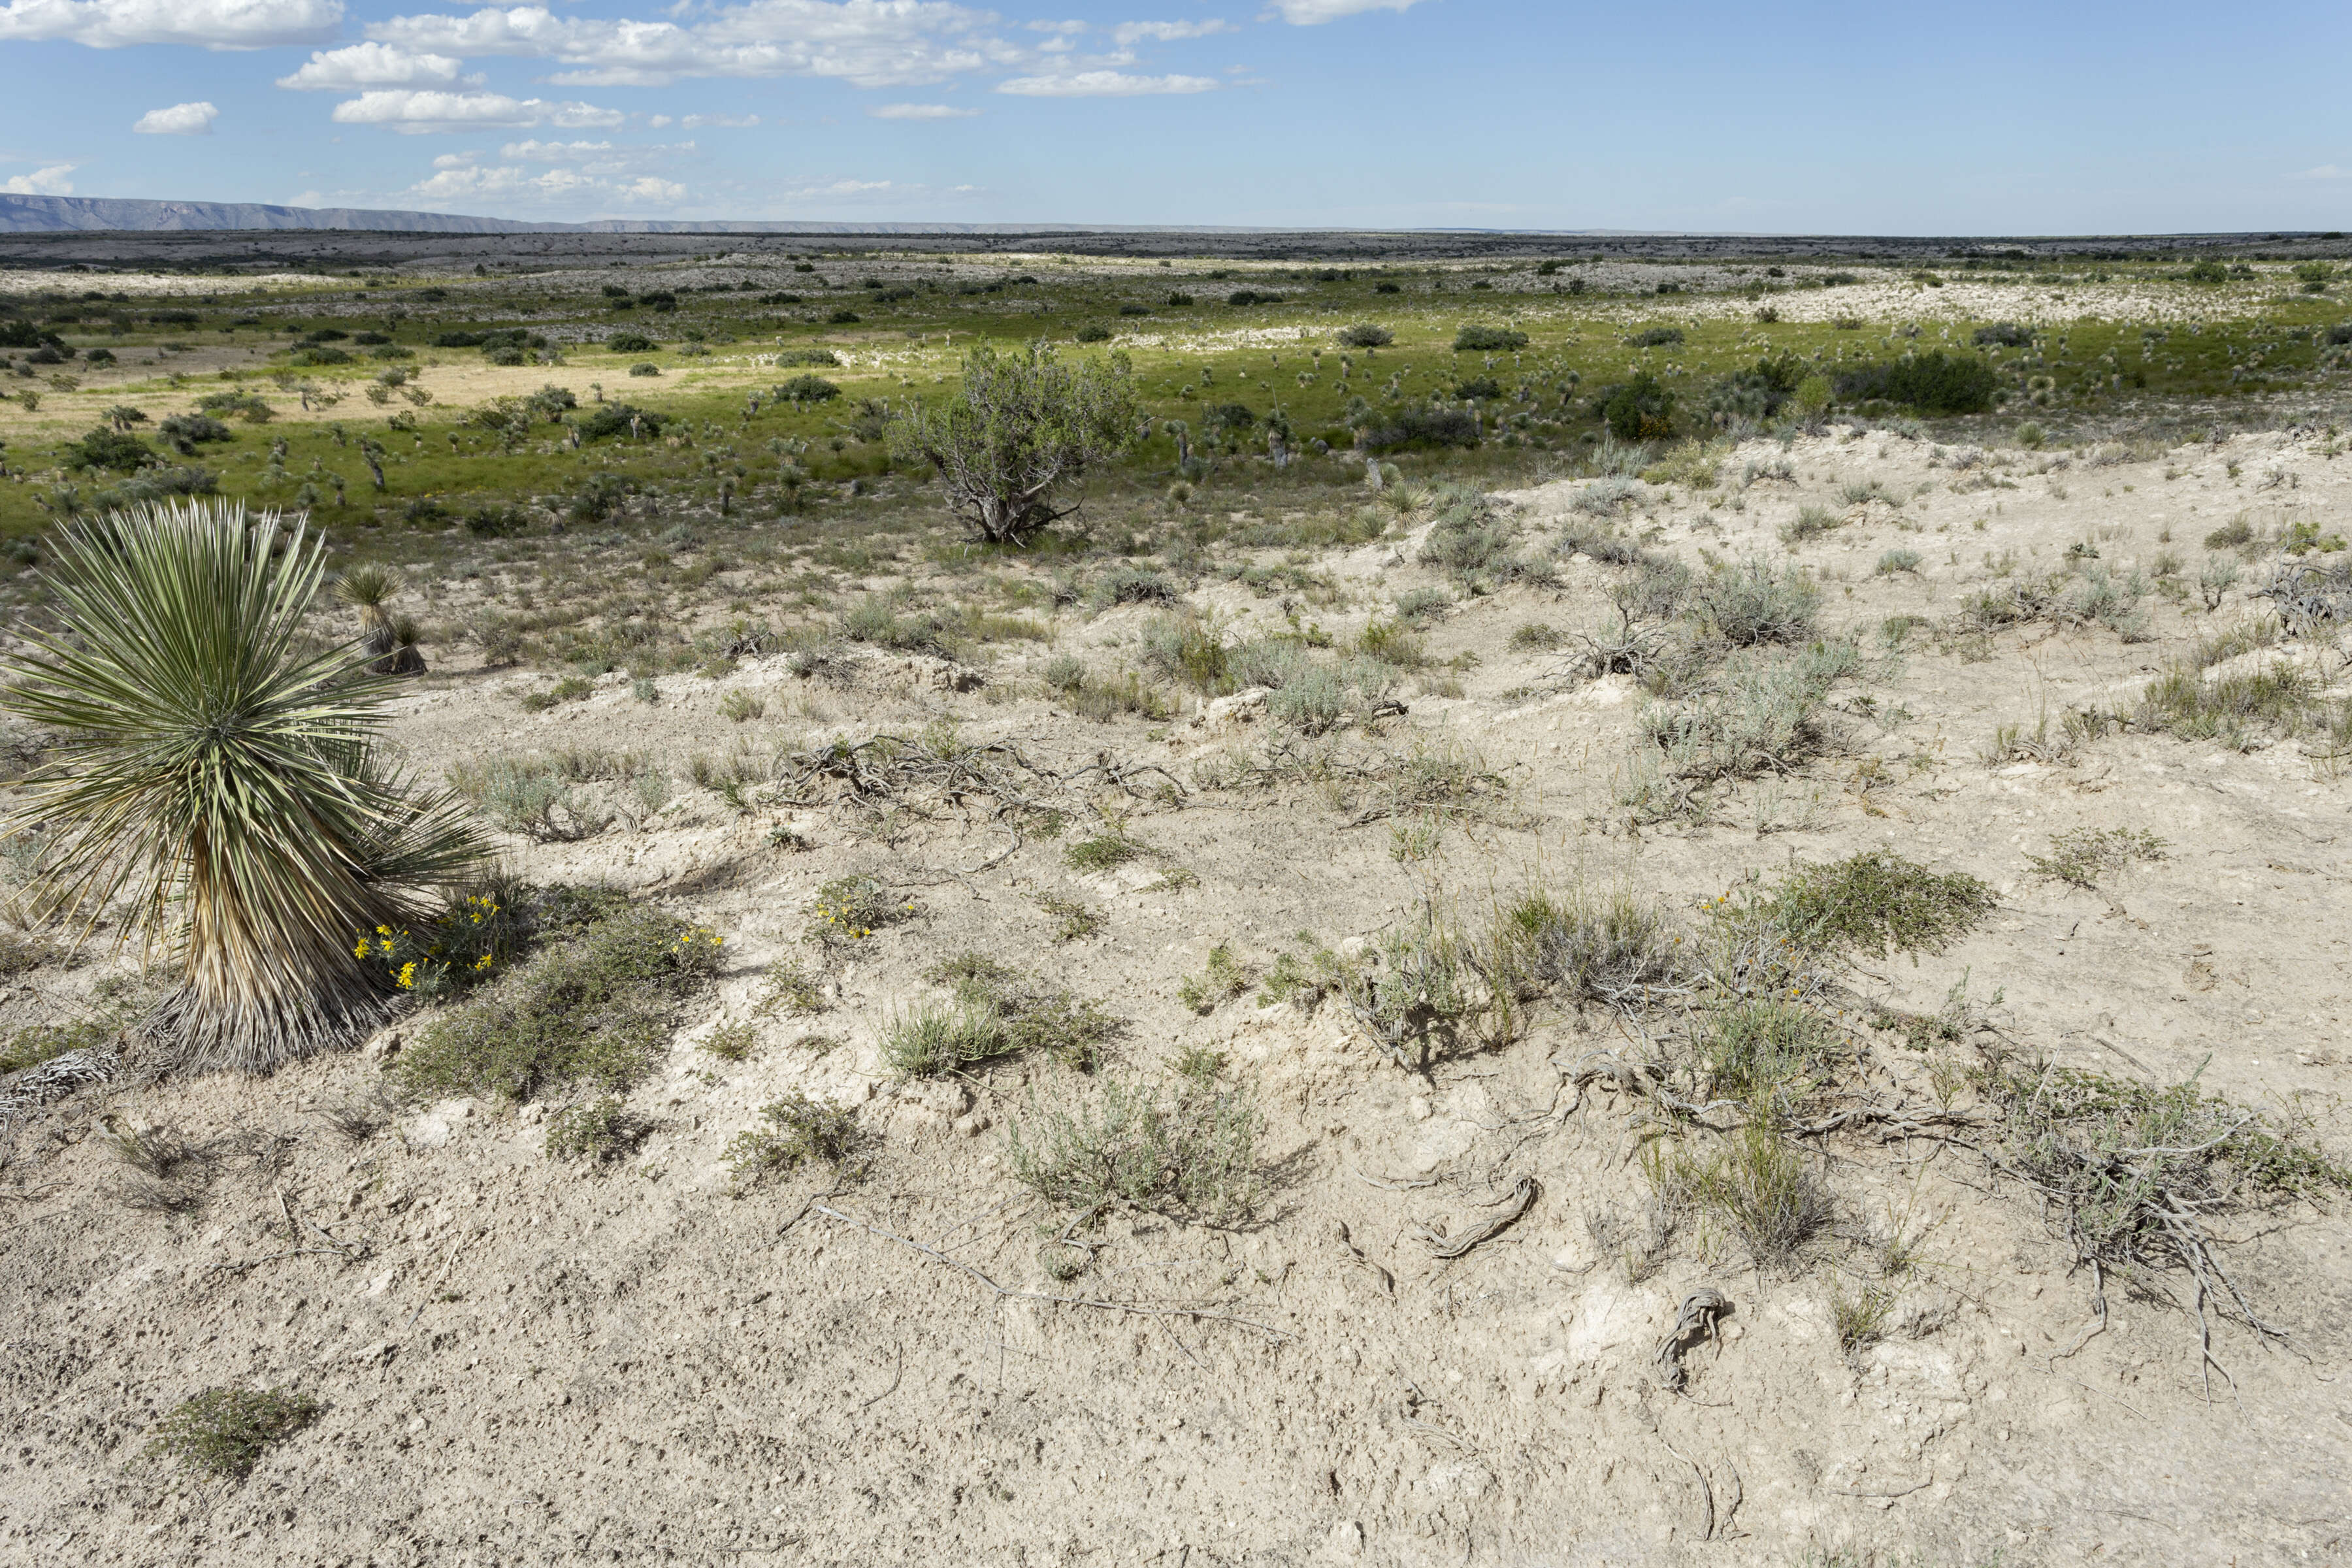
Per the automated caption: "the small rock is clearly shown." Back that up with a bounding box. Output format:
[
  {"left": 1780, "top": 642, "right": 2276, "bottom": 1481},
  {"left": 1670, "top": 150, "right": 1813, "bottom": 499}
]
[{"left": 953, "top": 1113, "right": 991, "bottom": 1137}]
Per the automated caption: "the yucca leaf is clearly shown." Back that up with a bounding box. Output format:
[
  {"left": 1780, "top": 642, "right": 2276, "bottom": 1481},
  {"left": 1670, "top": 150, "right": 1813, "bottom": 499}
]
[{"left": 0, "top": 499, "right": 492, "bottom": 1072}]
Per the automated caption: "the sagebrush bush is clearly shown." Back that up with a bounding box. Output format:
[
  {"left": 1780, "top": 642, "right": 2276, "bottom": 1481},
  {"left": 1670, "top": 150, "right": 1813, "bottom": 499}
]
[
  {"left": 1454, "top": 325, "right": 1528, "bottom": 351},
  {"left": 1691, "top": 558, "right": 1820, "bottom": 645},
  {"left": 1831, "top": 351, "right": 2001, "bottom": 415},
  {"left": 887, "top": 953, "right": 1119, "bottom": 1075},
  {"left": 1007, "top": 1066, "right": 1262, "bottom": 1223}
]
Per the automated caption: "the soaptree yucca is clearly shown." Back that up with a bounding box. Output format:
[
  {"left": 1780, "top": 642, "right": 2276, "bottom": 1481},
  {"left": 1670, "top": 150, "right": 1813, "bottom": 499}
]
[{"left": 0, "top": 500, "right": 490, "bottom": 1072}]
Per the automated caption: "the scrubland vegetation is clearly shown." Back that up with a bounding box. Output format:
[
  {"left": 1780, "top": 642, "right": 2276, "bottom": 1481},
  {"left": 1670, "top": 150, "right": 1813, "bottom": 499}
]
[{"left": 2, "top": 235, "right": 2349, "bottom": 1566}]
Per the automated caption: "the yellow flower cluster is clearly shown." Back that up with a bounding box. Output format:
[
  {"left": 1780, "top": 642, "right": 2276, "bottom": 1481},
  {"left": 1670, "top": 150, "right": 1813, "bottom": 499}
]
[
  {"left": 396, "top": 961, "right": 419, "bottom": 990},
  {"left": 674, "top": 927, "right": 725, "bottom": 950}
]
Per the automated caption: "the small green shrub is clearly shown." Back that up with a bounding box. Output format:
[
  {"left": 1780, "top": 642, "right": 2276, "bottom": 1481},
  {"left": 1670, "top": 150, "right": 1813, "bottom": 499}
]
[
  {"left": 1652, "top": 1119, "right": 1831, "bottom": 1267},
  {"left": 1453, "top": 324, "right": 1528, "bottom": 352},
  {"left": 1177, "top": 943, "right": 1252, "bottom": 1013},
  {"left": 1486, "top": 885, "right": 1680, "bottom": 1009},
  {"left": 804, "top": 875, "right": 917, "bottom": 946},
  {"left": 1007, "top": 1067, "right": 1262, "bottom": 1223},
  {"left": 1601, "top": 372, "right": 1675, "bottom": 441},
  {"left": 1691, "top": 558, "right": 1820, "bottom": 645},
  {"left": 147, "top": 1387, "right": 322, "bottom": 1480},
  {"left": 2025, "top": 827, "right": 2165, "bottom": 889},
  {"left": 1336, "top": 323, "right": 1393, "bottom": 348},
  {"left": 1780, "top": 505, "right": 1842, "bottom": 546},
  {"left": 700, "top": 1021, "right": 757, "bottom": 1062},
  {"left": 887, "top": 954, "right": 1120, "bottom": 1075},
  {"left": 1832, "top": 351, "right": 2001, "bottom": 415},
  {"left": 725, "top": 1093, "right": 866, "bottom": 1183},
  {"left": 755, "top": 956, "right": 827, "bottom": 1015},
  {"left": 393, "top": 902, "right": 722, "bottom": 1103},
  {"left": 1064, "top": 828, "right": 1145, "bottom": 872},
  {"left": 544, "top": 1095, "right": 651, "bottom": 1162},
  {"left": 1875, "top": 547, "right": 1922, "bottom": 575},
  {"left": 719, "top": 689, "right": 765, "bottom": 723},
  {"left": 1698, "top": 996, "right": 1844, "bottom": 1102},
  {"left": 1037, "top": 892, "right": 1104, "bottom": 942},
  {"left": 1755, "top": 849, "right": 1994, "bottom": 957}
]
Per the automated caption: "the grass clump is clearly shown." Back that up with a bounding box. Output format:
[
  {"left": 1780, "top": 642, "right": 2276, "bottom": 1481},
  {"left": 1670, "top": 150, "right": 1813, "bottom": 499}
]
[
  {"left": 392, "top": 900, "right": 722, "bottom": 1104},
  {"left": 700, "top": 1020, "right": 757, "bottom": 1062},
  {"left": 1007, "top": 1062, "right": 1262, "bottom": 1224},
  {"left": 1651, "top": 1118, "right": 1832, "bottom": 1267},
  {"left": 1486, "top": 884, "right": 1680, "bottom": 1011},
  {"left": 1753, "top": 849, "right": 1994, "bottom": 958},
  {"left": 2025, "top": 826, "right": 2166, "bottom": 890},
  {"left": 147, "top": 1387, "right": 323, "bottom": 1480},
  {"left": 886, "top": 953, "right": 1120, "bottom": 1075},
  {"left": 2136, "top": 663, "right": 2319, "bottom": 747},
  {"left": 1178, "top": 943, "right": 1253, "bottom": 1013},
  {"left": 1697, "top": 996, "right": 1845, "bottom": 1103},
  {"left": 725, "top": 1092, "right": 867, "bottom": 1184}
]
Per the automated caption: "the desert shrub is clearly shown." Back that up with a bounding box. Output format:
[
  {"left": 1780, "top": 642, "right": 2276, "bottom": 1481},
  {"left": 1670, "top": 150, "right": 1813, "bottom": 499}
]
[
  {"left": 1628, "top": 326, "right": 1685, "bottom": 348},
  {"left": 391, "top": 901, "right": 721, "bottom": 1103},
  {"left": 1637, "top": 642, "right": 1854, "bottom": 787},
  {"left": 1876, "top": 547, "right": 1922, "bottom": 575},
  {"left": 1178, "top": 943, "right": 1252, "bottom": 1013},
  {"left": 1508, "top": 621, "right": 1563, "bottom": 650},
  {"left": 1780, "top": 504, "right": 1842, "bottom": 546},
  {"left": 1754, "top": 849, "right": 1993, "bottom": 957},
  {"left": 804, "top": 874, "right": 917, "bottom": 946},
  {"left": 885, "top": 955, "right": 1117, "bottom": 1075},
  {"left": 147, "top": 1387, "right": 322, "bottom": 1480},
  {"left": 776, "top": 374, "right": 840, "bottom": 403},
  {"left": 1337, "top": 323, "right": 1393, "bottom": 348},
  {"left": 1089, "top": 564, "right": 1179, "bottom": 608},
  {"left": 157, "top": 413, "right": 233, "bottom": 451},
  {"left": 351, "top": 889, "right": 526, "bottom": 1000},
  {"left": 1979, "top": 1062, "right": 2346, "bottom": 1321},
  {"left": 2026, "top": 826, "right": 2166, "bottom": 889},
  {"left": 464, "top": 504, "right": 530, "bottom": 538},
  {"left": 62, "top": 427, "right": 153, "bottom": 472},
  {"left": 1690, "top": 558, "right": 1820, "bottom": 645},
  {"left": 2182, "top": 259, "right": 2229, "bottom": 284},
  {"left": 544, "top": 1096, "right": 651, "bottom": 1162},
  {"left": 1007, "top": 1065, "right": 1262, "bottom": 1223},
  {"left": 1832, "top": 351, "right": 2001, "bottom": 415},
  {"left": 1360, "top": 405, "right": 1482, "bottom": 451},
  {"left": 1972, "top": 321, "right": 2033, "bottom": 347},
  {"left": 1453, "top": 324, "right": 1528, "bottom": 352},
  {"left": 1394, "top": 586, "right": 1451, "bottom": 624},
  {"left": 1266, "top": 657, "right": 1396, "bottom": 733},
  {"left": 1137, "top": 615, "right": 1229, "bottom": 689},
  {"left": 2202, "top": 515, "right": 2255, "bottom": 551},
  {"left": 1064, "top": 826, "right": 1145, "bottom": 871},
  {"left": 1418, "top": 487, "right": 1545, "bottom": 584},
  {"left": 1454, "top": 376, "right": 1503, "bottom": 400},
  {"left": 725, "top": 1093, "right": 866, "bottom": 1182},
  {"left": 1601, "top": 373, "right": 1675, "bottom": 440},
  {"left": 448, "top": 755, "right": 610, "bottom": 843},
  {"left": 1486, "top": 885, "right": 1680, "bottom": 1009}
]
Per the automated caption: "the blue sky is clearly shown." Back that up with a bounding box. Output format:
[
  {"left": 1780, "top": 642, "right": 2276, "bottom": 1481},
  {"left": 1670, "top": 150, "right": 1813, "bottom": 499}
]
[{"left": 2, "top": 0, "right": 2349, "bottom": 232}]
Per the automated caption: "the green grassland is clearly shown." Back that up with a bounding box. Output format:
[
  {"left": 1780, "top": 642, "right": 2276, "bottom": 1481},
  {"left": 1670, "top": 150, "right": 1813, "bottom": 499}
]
[{"left": 3, "top": 249, "right": 2349, "bottom": 598}]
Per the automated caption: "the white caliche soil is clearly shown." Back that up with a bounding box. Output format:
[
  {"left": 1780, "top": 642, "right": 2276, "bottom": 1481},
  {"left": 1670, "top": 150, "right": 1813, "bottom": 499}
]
[{"left": 3, "top": 428, "right": 2350, "bottom": 1567}]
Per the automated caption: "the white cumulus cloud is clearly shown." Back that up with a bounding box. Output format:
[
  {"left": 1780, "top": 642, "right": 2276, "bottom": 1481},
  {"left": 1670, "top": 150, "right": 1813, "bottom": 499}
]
[
  {"left": 996, "top": 68, "right": 1215, "bottom": 96},
  {"left": 1111, "top": 18, "right": 1230, "bottom": 44},
  {"left": 1265, "top": 0, "right": 1423, "bottom": 22},
  {"left": 681, "top": 112, "right": 760, "bottom": 127},
  {"left": 408, "top": 162, "right": 687, "bottom": 207},
  {"left": 332, "top": 90, "right": 626, "bottom": 134},
  {"left": 1, "top": 164, "right": 76, "bottom": 195},
  {"left": 0, "top": 0, "right": 340, "bottom": 49},
  {"left": 367, "top": 0, "right": 1017, "bottom": 90},
  {"left": 133, "top": 100, "right": 218, "bottom": 134},
  {"left": 277, "top": 42, "right": 469, "bottom": 91},
  {"left": 868, "top": 101, "right": 975, "bottom": 118}
]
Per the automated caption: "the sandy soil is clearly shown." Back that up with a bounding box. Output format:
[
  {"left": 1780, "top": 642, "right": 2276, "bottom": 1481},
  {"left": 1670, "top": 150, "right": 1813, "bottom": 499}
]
[{"left": 3, "top": 427, "right": 2349, "bottom": 1567}]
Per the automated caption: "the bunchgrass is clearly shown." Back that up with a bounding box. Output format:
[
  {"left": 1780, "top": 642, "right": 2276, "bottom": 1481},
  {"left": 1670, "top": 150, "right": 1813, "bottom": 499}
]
[{"left": 147, "top": 1386, "right": 323, "bottom": 1480}]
